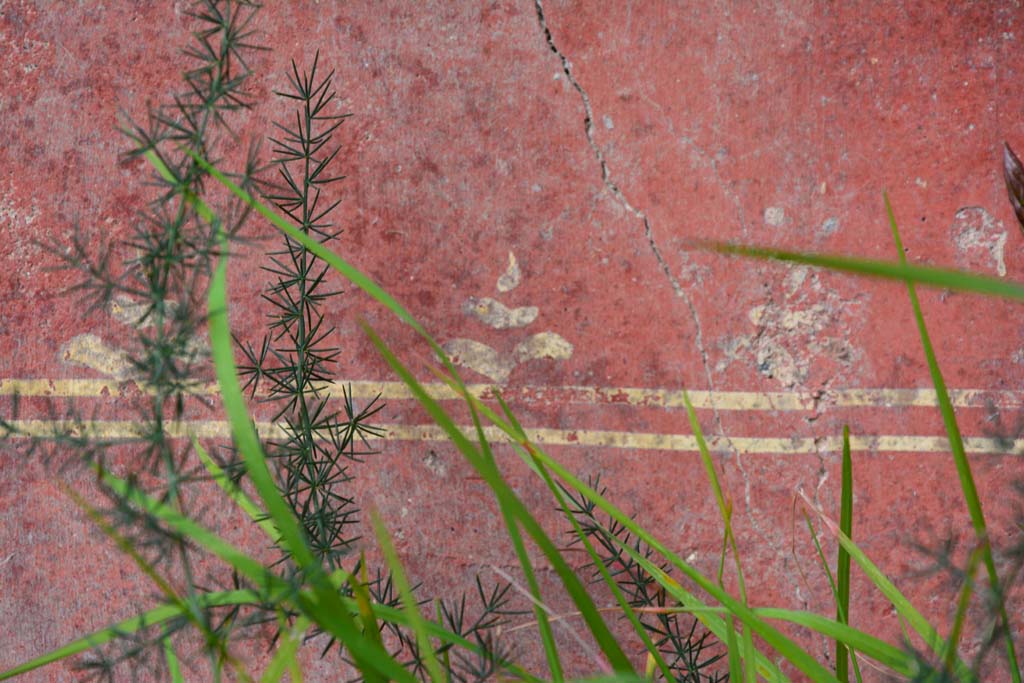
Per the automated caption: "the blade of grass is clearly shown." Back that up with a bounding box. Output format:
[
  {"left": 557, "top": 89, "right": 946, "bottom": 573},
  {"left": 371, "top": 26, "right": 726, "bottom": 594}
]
[
  {"left": 803, "top": 512, "right": 864, "bottom": 683},
  {"left": 192, "top": 433, "right": 280, "bottom": 544},
  {"left": 447, "top": 376, "right": 791, "bottom": 682},
  {"left": 359, "top": 321, "right": 634, "bottom": 675},
  {"left": 885, "top": 192, "right": 1021, "bottom": 682},
  {"left": 2, "top": 571, "right": 519, "bottom": 683},
  {"left": 483, "top": 380, "right": 953, "bottom": 683},
  {"left": 99, "top": 466, "right": 284, "bottom": 592},
  {"left": 602, "top": 516, "right": 839, "bottom": 682},
  {"left": 797, "top": 487, "right": 971, "bottom": 678},
  {"left": 701, "top": 241, "right": 1024, "bottom": 301},
  {"left": 348, "top": 556, "right": 386, "bottom": 652},
  {"left": 725, "top": 614, "right": 742, "bottom": 682},
  {"left": 681, "top": 389, "right": 756, "bottom": 683},
  {"left": 497, "top": 393, "right": 677, "bottom": 683},
  {"left": 370, "top": 509, "right": 445, "bottom": 683},
  {"left": 62, "top": 479, "right": 253, "bottom": 681},
  {"left": 752, "top": 608, "right": 917, "bottom": 678},
  {"left": 164, "top": 629, "right": 184, "bottom": 683},
  {"left": 836, "top": 426, "right": 854, "bottom": 683},
  {"left": 942, "top": 542, "right": 986, "bottom": 678},
  {"left": 192, "top": 159, "right": 417, "bottom": 683},
  {"left": 260, "top": 613, "right": 309, "bottom": 683},
  {"left": 0, "top": 585, "right": 292, "bottom": 681},
  {"left": 468, "top": 400, "right": 565, "bottom": 680}
]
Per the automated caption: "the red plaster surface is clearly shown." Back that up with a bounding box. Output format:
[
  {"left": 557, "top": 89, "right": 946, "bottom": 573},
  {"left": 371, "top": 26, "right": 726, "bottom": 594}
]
[{"left": 2, "top": 2, "right": 1024, "bottom": 681}]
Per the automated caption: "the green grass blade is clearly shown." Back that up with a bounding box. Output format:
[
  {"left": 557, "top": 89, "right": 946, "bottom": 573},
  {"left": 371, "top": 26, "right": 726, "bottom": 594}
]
[
  {"left": 803, "top": 510, "right": 864, "bottom": 683},
  {"left": 469, "top": 401, "right": 564, "bottom": 681},
  {"left": 448, "top": 379, "right": 791, "bottom": 682},
  {"left": 348, "top": 556, "right": 386, "bottom": 652},
  {"left": 261, "top": 613, "right": 310, "bottom": 683},
  {"left": 885, "top": 193, "right": 1021, "bottom": 682},
  {"left": 681, "top": 389, "right": 756, "bottom": 683},
  {"left": 753, "top": 608, "right": 917, "bottom": 677},
  {"left": 192, "top": 433, "right": 280, "bottom": 544},
  {"left": 0, "top": 601, "right": 184, "bottom": 680},
  {"left": 197, "top": 181, "right": 415, "bottom": 683},
  {"left": 604, "top": 517, "right": 835, "bottom": 682},
  {"left": 942, "top": 543, "right": 986, "bottom": 678},
  {"left": 515, "top": 422, "right": 675, "bottom": 683},
  {"left": 371, "top": 510, "right": 445, "bottom": 683},
  {"left": 99, "top": 467, "right": 282, "bottom": 591},
  {"left": 360, "top": 321, "right": 634, "bottom": 675},
  {"left": 801, "top": 488, "right": 971, "bottom": 678},
  {"left": 702, "top": 241, "right": 1024, "bottom": 300},
  {"left": 725, "top": 614, "right": 742, "bottom": 681},
  {"left": 836, "top": 426, "right": 854, "bottom": 683},
  {"left": 0, "top": 587, "right": 282, "bottom": 681},
  {"left": 163, "top": 629, "right": 184, "bottom": 683}
]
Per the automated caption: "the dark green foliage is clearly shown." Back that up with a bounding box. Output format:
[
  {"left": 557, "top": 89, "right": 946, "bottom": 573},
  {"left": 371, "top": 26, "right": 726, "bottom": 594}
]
[
  {"left": 233, "top": 55, "right": 522, "bottom": 681},
  {"left": 32, "top": 1, "right": 267, "bottom": 678},
  {"left": 560, "top": 477, "right": 727, "bottom": 683},
  {"left": 235, "top": 51, "right": 384, "bottom": 572}
]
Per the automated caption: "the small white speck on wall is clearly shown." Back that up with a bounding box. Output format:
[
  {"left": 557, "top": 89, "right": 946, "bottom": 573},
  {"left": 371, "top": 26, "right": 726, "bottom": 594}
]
[{"left": 764, "top": 206, "right": 785, "bottom": 227}]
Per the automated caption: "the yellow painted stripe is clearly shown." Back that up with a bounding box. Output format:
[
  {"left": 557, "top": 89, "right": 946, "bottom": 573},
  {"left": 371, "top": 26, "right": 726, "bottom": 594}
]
[
  {"left": 2, "top": 378, "right": 1022, "bottom": 411},
  {"left": 6, "top": 420, "right": 1022, "bottom": 455}
]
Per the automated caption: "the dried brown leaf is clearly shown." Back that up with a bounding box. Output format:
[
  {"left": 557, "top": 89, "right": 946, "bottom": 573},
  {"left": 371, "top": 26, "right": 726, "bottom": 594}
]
[{"left": 1002, "top": 142, "right": 1024, "bottom": 234}]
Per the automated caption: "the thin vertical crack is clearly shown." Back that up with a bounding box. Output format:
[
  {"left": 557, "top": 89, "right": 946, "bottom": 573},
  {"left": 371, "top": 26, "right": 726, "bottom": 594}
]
[{"left": 532, "top": 0, "right": 726, "bottom": 446}]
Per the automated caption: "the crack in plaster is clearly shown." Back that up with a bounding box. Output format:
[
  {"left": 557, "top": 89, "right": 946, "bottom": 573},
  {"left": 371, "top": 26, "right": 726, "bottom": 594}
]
[
  {"left": 527, "top": 4, "right": 833, "bottom": 607},
  {"left": 532, "top": 0, "right": 731, "bottom": 453}
]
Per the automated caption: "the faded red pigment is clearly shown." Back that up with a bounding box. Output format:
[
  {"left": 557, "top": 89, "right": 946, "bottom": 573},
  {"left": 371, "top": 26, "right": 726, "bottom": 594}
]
[{"left": 1, "top": 2, "right": 1022, "bottom": 680}]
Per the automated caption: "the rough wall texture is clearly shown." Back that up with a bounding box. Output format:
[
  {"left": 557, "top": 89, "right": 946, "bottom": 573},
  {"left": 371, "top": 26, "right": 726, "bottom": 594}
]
[{"left": 2, "top": 1, "right": 1023, "bottom": 680}]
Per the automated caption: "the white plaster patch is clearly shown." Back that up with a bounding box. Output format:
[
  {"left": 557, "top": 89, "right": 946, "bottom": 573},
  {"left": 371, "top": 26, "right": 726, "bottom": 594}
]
[
  {"left": 764, "top": 206, "right": 785, "bottom": 227},
  {"left": 496, "top": 251, "right": 521, "bottom": 292},
  {"left": 950, "top": 206, "right": 1007, "bottom": 277},
  {"left": 514, "top": 332, "right": 574, "bottom": 363},
  {"left": 61, "top": 334, "right": 135, "bottom": 380},
  {"left": 721, "top": 264, "right": 865, "bottom": 389},
  {"left": 463, "top": 297, "right": 538, "bottom": 329},
  {"left": 442, "top": 339, "right": 516, "bottom": 384}
]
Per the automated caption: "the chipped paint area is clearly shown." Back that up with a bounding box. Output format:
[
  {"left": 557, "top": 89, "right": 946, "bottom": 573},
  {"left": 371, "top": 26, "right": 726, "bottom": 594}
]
[
  {"left": 763, "top": 206, "right": 786, "bottom": 227},
  {"left": 442, "top": 338, "right": 517, "bottom": 383},
  {"left": 717, "top": 265, "right": 864, "bottom": 389},
  {"left": 496, "top": 251, "right": 521, "bottom": 292},
  {"left": 61, "top": 333, "right": 135, "bottom": 380},
  {"left": 445, "top": 251, "right": 573, "bottom": 383},
  {"left": 463, "top": 297, "right": 538, "bottom": 329},
  {"left": 514, "top": 332, "right": 573, "bottom": 363},
  {"left": 0, "top": 182, "right": 41, "bottom": 229},
  {"left": 59, "top": 295, "right": 208, "bottom": 380},
  {"left": 950, "top": 206, "right": 1007, "bottom": 277}
]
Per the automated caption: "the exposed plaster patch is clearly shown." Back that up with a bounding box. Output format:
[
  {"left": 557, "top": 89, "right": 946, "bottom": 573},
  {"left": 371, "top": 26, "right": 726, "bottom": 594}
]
[
  {"left": 442, "top": 339, "right": 516, "bottom": 384},
  {"left": 446, "top": 251, "right": 572, "bottom": 383},
  {"left": 61, "top": 334, "right": 134, "bottom": 380},
  {"left": 60, "top": 295, "right": 208, "bottom": 380},
  {"left": 422, "top": 450, "right": 448, "bottom": 478},
  {"left": 718, "top": 265, "right": 865, "bottom": 390},
  {"left": 496, "top": 251, "right": 522, "bottom": 292},
  {"left": 514, "top": 332, "right": 573, "bottom": 363},
  {"left": 463, "top": 296, "right": 538, "bottom": 329},
  {"left": 950, "top": 206, "right": 1007, "bottom": 277},
  {"left": 764, "top": 206, "right": 785, "bottom": 227}
]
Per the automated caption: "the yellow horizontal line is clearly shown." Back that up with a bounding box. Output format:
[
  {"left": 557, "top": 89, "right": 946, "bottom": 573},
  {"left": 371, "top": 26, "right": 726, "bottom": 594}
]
[
  {"left": 2, "top": 378, "right": 1022, "bottom": 411},
  {"left": 6, "top": 420, "right": 1021, "bottom": 455}
]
